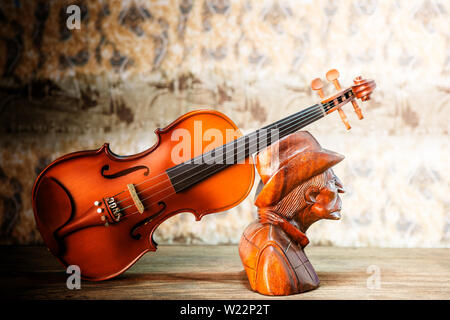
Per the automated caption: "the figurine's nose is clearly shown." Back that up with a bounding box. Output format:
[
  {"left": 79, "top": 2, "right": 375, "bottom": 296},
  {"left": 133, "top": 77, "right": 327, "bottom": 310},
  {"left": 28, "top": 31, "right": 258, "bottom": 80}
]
[{"left": 334, "top": 176, "right": 345, "bottom": 193}]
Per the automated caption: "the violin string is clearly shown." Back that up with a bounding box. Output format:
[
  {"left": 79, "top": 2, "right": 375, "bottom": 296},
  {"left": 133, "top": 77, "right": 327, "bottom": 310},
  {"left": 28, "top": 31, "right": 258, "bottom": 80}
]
[
  {"left": 118, "top": 102, "right": 331, "bottom": 216},
  {"left": 120, "top": 104, "right": 343, "bottom": 220},
  {"left": 140, "top": 103, "right": 326, "bottom": 189},
  {"left": 114, "top": 91, "right": 348, "bottom": 216},
  {"left": 117, "top": 97, "right": 344, "bottom": 217},
  {"left": 121, "top": 110, "right": 325, "bottom": 217},
  {"left": 114, "top": 104, "right": 324, "bottom": 210},
  {"left": 113, "top": 103, "right": 323, "bottom": 207}
]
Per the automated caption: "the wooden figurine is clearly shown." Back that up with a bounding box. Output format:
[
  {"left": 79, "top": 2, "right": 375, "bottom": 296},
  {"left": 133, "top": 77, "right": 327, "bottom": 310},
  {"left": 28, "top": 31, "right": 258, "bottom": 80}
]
[{"left": 238, "top": 131, "right": 345, "bottom": 296}]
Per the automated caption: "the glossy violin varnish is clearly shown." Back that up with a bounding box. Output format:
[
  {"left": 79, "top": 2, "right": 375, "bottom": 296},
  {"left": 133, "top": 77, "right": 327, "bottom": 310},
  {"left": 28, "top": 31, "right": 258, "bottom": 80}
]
[{"left": 33, "top": 110, "right": 255, "bottom": 280}]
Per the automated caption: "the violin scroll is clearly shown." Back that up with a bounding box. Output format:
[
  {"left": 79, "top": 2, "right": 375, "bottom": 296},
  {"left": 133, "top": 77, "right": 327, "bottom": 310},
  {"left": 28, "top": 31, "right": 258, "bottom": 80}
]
[
  {"left": 352, "top": 76, "right": 376, "bottom": 102},
  {"left": 310, "top": 69, "right": 376, "bottom": 129}
]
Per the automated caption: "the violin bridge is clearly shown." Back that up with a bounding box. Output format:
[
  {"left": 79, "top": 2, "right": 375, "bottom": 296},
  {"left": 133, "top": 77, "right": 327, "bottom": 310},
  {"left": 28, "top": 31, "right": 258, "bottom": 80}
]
[{"left": 127, "top": 184, "right": 144, "bottom": 214}]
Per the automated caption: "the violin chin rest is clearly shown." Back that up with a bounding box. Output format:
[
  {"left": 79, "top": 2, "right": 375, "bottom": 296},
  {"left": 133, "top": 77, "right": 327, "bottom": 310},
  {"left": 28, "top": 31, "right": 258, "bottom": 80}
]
[{"left": 34, "top": 177, "right": 73, "bottom": 256}]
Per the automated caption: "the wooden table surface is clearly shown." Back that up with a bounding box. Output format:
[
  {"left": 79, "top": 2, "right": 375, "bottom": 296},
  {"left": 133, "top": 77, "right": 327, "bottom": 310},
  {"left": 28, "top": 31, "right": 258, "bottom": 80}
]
[{"left": 0, "top": 245, "right": 449, "bottom": 300}]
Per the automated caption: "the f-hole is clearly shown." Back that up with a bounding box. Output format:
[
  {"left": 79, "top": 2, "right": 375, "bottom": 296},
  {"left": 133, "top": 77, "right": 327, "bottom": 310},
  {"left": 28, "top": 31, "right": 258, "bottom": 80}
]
[
  {"left": 130, "top": 202, "right": 166, "bottom": 240},
  {"left": 101, "top": 164, "right": 149, "bottom": 179}
]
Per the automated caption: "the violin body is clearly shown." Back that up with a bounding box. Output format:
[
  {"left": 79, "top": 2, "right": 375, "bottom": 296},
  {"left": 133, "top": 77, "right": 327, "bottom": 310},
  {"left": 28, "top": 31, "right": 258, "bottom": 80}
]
[{"left": 32, "top": 110, "right": 255, "bottom": 280}]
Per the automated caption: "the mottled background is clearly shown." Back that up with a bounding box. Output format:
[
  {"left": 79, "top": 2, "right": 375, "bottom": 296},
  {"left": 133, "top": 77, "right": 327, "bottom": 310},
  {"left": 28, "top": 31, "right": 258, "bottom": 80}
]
[{"left": 0, "top": 0, "right": 448, "bottom": 247}]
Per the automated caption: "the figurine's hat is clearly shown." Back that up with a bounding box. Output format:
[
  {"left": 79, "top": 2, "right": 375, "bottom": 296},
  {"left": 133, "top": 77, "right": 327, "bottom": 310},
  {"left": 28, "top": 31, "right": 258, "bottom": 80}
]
[{"left": 255, "top": 131, "right": 344, "bottom": 208}]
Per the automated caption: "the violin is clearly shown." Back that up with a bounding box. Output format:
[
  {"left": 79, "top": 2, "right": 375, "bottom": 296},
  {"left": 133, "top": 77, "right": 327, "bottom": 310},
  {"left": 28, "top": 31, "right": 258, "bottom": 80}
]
[{"left": 32, "top": 69, "right": 375, "bottom": 280}]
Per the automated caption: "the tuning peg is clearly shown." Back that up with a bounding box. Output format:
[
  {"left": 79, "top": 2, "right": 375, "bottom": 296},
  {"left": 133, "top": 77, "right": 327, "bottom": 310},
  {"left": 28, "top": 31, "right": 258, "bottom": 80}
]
[
  {"left": 337, "top": 108, "right": 351, "bottom": 130},
  {"left": 326, "top": 69, "right": 342, "bottom": 90},
  {"left": 326, "top": 69, "right": 351, "bottom": 130},
  {"left": 351, "top": 76, "right": 364, "bottom": 119},
  {"left": 311, "top": 78, "right": 325, "bottom": 98},
  {"left": 351, "top": 101, "right": 364, "bottom": 119}
]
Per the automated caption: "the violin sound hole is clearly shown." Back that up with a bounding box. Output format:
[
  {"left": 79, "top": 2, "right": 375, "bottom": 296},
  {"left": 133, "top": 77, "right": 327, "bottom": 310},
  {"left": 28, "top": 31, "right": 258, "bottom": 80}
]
[
  {"left": 101, "top": 164, "right": 149, "bottom": 179},
  {"left": 130, "top": 202, "right": 166, "bottom": 240}
]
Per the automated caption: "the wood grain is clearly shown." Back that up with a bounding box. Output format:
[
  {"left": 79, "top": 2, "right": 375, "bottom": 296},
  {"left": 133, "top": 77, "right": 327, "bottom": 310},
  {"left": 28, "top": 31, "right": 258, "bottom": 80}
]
[{"left": 0, "top": 246, "right": 448, "bottom": 300}]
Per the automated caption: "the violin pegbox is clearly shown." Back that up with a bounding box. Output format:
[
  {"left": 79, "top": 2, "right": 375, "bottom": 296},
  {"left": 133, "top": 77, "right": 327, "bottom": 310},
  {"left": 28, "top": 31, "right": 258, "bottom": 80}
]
[{"left": 311, "top": 69, "right": 376, "bottom": 130}]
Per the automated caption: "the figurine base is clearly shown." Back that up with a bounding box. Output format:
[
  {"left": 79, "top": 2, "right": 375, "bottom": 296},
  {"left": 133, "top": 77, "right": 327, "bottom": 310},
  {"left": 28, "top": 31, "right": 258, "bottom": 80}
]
[{"left": 239, "top": 221, "right": 320, "bottom": 296}]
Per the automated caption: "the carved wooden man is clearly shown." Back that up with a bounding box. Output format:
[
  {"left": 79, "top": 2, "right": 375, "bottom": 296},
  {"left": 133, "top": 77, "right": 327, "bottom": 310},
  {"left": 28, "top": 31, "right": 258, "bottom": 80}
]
[{"left": 239, "top": 131, "right": 345, "bottom": 296}]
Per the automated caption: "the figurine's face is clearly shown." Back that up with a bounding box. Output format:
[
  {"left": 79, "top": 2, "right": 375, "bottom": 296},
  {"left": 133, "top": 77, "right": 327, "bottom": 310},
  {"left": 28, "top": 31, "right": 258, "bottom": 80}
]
[{"left": 306, "top": 169, "right": 345, "bottom": 220}]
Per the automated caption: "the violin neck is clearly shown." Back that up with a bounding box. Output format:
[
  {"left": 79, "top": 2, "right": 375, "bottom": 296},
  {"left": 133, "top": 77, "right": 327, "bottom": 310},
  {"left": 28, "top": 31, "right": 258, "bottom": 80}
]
[
  {"left": 258, "top": 103, "right": 325, "bottom": 146},
  {"left": 168, "top": 88, "right": 357, "bottom": 192},
  {"left": 167, "top": 103, "right": 327, "bottom": 193},
  {"left": 166, "top": 88, "right": 355, "bottom": 192},
  {"left": 221, "top": 88, "right": 355, "bottom": 161}
]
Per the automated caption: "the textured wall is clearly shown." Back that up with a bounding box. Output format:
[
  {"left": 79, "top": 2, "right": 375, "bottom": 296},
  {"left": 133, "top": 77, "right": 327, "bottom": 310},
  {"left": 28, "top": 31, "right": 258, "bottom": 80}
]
[{"left": 0, "top": 0, "right": 448, "bottom": 247}]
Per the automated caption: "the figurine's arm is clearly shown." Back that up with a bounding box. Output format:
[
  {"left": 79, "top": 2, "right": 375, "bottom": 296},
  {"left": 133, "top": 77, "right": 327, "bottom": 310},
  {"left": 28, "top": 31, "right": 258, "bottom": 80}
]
[{"left": 258, "top": 209, "right": 309, "bottom": 248}]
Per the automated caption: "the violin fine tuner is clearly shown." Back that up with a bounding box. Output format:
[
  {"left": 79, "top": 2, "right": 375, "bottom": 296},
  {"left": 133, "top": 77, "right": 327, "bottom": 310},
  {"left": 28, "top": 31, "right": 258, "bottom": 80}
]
[{"left": 311, "top": 69, "right": 375, "bottom": 130}]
